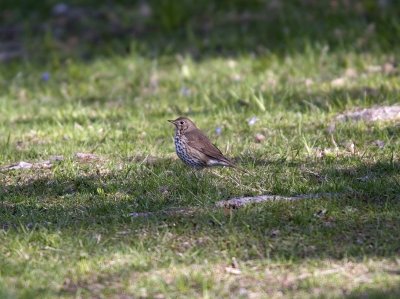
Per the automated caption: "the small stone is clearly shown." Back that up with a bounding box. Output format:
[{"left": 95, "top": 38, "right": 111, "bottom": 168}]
[
  {"left": 225, "top": 267, "right": 241, "bottom": 275},
  {"left": 75, "top": 152, "right": 99, "bottom": 161},
  {"left": 254, "top": 133, "right": 266, "bottom": 143}
]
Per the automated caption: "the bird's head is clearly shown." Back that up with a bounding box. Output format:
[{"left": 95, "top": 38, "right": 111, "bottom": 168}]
[{"left": 168, "top": 117, "right": 197, "bottom": 133}]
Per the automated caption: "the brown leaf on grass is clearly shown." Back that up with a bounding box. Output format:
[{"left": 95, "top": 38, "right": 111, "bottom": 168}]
[
  {"left": 0, "top": 156, "right": 64, "bottom": 171},
  {"left": 336, "top": 105, "right": 400, "bottom": 122},
  {"left": 75, "top": 152, "right": 100, "bottom": 162},
  {"left": 2, "top": 161, "right": 33, "bottom": 170},
  {"left": 364, "top": 62, "right": 397, "bottom": 75},
  {"left": 225, "top": 267, "right": 242, "bottom": 275},
  {"left": 330, "top": 77, "right": 346, "bottom": 87},
  {"left": 129, "top": 194, "right": 339, "bottom": 218},
  {"left": 215, "top": 193, "right": 336, "bottom": 209},
  {"left": 366, "top": 65, "right": 382, "bottom": 73}
]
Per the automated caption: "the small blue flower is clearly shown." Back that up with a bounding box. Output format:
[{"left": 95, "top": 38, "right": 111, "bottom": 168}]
[
  {"left": 180, "top": 87, "right": 191, "bottom": 97},
  {"left": 41, "top": 72, "right": 50, "bottom": 82},
  {"left": 215, "top": 127, "right": 222, "bottom": 135},
  {"left": 248, "top": 116, "right": 259, "bottom": 126}
]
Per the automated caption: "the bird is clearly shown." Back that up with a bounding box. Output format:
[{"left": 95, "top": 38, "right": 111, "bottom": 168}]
[{"left": 168, "top": 117, "right": 247, "bottom": 172}]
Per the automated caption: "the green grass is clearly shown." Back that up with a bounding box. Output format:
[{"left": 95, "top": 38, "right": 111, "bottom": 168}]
[{"left": 1, "top": 1, "right": 400, "bottom": 298}]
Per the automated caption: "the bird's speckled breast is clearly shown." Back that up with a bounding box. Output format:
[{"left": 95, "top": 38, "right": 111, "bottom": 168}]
[{"left": 174, "top": 134, "right": 203, "bottom": 168}]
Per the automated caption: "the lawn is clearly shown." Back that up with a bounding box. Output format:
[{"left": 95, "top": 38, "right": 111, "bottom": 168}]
[{"left": 1, "top": 1, "right": 400, "bottom": 298}]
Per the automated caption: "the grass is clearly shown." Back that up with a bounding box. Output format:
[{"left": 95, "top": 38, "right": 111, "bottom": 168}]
[{"left": 1, "top": 1, "right": 400, "bottom": 298}]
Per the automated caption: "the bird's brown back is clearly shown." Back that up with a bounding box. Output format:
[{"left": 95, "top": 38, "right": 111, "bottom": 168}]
[{"left": 185, "top": 129, "right": 233, "bottom": 165}]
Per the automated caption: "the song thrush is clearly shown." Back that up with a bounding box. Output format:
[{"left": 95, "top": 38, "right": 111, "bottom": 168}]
[{"left": 168, "top": 117, "right": 241, "bottom": 170}]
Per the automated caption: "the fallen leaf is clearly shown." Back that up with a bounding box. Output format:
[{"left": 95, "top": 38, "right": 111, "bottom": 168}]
[
  {"left": 216, "top": 193, "right": 336, "bottom": 209},
  {"left": 225, "top": 267, "right": 241, "bottom": 275},
  {"left": 336, "top": 105, "right": 400, "bottom": 122},
  {"left": 3, "top": 161, "right": 32, "bottom": 170},
  {"left": 331, "top": 77, "right": 346, "bottom": 87},
  {"left": 75, "top": 152, "right": 99, "bottom": 161}
]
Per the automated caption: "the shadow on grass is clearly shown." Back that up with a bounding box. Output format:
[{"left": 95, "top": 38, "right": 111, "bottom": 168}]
[
  {"left": 345, "top": 285, "right": 400, "bottom": 299},
  {"left": 0, "top": 1, "right": 399, "bottom": 63},
  {"left": 1, "top": 158, "right": 399, "bottom": 260}
]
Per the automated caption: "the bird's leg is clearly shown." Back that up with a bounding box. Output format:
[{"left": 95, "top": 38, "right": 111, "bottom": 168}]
[
  {"left": 189, "top": 168, "right": 203, "bottom": 180},
  {"left": 209, "top": 168, "right": 267, "bottom": 193}
]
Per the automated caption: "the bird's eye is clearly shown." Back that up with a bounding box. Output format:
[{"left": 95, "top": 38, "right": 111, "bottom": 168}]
[{"left": 180, "top": 121, "right": 184, "bottom": 124}]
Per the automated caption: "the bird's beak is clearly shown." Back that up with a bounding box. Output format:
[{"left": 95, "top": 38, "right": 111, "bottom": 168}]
[{"left": 168, "top": 120, "right": 175, "bottom": 124}]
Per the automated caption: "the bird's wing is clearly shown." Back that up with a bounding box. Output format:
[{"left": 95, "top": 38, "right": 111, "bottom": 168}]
[{"left": 186, "top": 131, "right": 232, "bottom": 163}]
